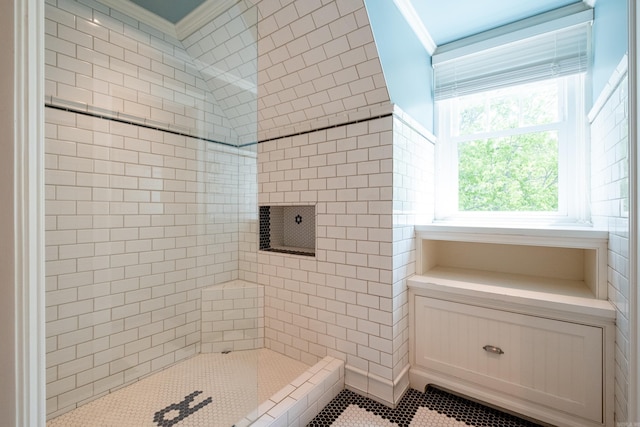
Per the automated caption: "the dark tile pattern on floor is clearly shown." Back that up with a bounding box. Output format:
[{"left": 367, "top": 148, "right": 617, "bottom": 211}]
[{"left": 308, "top": 387, "right": 544, "bottom": 427}]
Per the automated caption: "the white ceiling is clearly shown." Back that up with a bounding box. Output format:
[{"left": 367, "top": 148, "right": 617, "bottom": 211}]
[{"left": 127, "top": 0, "right": 207, "bottom": 24}]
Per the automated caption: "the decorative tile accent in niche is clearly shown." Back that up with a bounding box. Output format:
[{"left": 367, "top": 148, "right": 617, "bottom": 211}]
[
  {"left": 259, "top": 206, "right": 271, "bottom": 250},
  {"left": 259, "top": 205, "right": 315, "bottom": 256},
  {"left": 283, "top": 206, "right": 315, "bottom": 249}
]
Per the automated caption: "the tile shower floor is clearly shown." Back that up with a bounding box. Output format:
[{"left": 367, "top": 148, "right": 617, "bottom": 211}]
[
  {"left": 46, "top": 349, "right": 310, "bottom": 427},
  {"left": 310, "top": 388, "right": 544, "bottom": 427}
]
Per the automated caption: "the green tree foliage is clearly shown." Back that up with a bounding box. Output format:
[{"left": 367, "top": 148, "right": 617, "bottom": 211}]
[
  {"left": 458, "top": 132, "right": 559, "bottom": 211},
  {"left": 454, "top": 80, "right": 560, "bottom": 212}
]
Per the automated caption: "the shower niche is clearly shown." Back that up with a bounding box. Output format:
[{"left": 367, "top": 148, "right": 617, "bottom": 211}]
[{"left": 260, "top": 205, "right": 316, "bottom": 256}]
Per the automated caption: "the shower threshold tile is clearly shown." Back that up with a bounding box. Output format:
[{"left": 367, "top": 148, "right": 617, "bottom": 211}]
[{"left": 47, "top": 348, "right": 310, "bottom": 427}]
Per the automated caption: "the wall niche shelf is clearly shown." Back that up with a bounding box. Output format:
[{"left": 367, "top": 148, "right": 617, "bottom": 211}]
[
  {"left": 414, "top": 224, "right": 610, "bottom": 301},
  {"left": 408, "top": 224, "right": 616, "bottom": 427},
  {"left": 259, "top": 205, "right": 315, "bottom": 257}
]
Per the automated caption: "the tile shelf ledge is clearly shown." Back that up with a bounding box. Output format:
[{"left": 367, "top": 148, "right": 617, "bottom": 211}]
[{"left": 260, "top": 247, "right": 315, "bottom": 257}]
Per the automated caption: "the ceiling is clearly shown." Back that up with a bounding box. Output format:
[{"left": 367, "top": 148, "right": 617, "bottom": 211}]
[
  {"left": 124, "top": 0, "right": 588, "bottom": 45},
  {"left": 128, "top": 0, "right": 207, "bottom": 24}
]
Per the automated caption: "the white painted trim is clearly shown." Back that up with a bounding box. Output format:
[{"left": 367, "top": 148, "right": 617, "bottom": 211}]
[
  {"left": 629, "top": 0, "right": 640, "bottom": 422},
  {"left": 409, "top": 368, "right": 608, "bottom": 427},
  {"left": 98, "top": 0, "right": 177, "bottom": 38},
  {"left": 391, "top": 0, "right": 437, "bottom": 55},
  {"left": 176, "top": 0, "right": 240, "bottom": 41},
  {"left": 344, "top": 364, "right": 410, "bottom": 408},
  {"left": 14, "top": 0, "right": 46, "bottom": 424}
]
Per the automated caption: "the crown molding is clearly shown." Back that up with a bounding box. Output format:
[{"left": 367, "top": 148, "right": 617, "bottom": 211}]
[
  {"left": 176, "top": 0, "right": 240, "bottom": 40},
  {"left": 98, "top": 0, "right": 177, "bottom": 38},
  {"left": 392, "top": 0, "right": 437, "bottom": 55}
]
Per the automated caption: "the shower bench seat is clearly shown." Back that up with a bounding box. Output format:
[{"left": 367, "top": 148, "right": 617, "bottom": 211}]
[
  {"left": 201, "top": 279, "right": 264, "bottom": 353},
  {"left": 408, "top": 224, "right": 616, "bottom": 427}
]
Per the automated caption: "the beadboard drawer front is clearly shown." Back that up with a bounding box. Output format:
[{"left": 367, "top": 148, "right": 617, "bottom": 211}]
[{"left": 415, "top": 296, "right": 603, "bottom": 423}]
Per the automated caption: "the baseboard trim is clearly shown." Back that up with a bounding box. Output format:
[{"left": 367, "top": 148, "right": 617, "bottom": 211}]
[{"left": 344, "top": 364, "right": 410, "bottom": 408}]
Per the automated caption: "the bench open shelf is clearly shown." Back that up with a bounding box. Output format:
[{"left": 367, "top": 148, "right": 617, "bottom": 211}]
[{"left": 415, "top": 224, "right": 609, "bottom": 300}]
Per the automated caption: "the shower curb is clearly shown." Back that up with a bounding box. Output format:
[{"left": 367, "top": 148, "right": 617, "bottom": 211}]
[{"left": 234, "top": 356, "right": 345, "bottom": 426}]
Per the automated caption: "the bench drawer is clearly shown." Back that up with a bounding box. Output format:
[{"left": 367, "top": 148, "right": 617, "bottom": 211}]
[{"left": 415, "top": 296, "right": 603, "bottom": 423}]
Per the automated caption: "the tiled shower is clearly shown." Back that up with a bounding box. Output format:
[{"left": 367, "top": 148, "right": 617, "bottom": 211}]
[
  {"left": 43, "top": 0, "right": 632, "bottom": 423},
  {"left": 43, "top": 0, "right": 431, "bottom": 418},
  {"left": 44, "top": 0, "right": 260, "bottom": 416}
]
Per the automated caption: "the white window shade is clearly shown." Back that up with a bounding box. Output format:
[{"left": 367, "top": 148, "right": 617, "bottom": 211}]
[{"left": 433, "top": 21, "right": 591, "bottom": 101}]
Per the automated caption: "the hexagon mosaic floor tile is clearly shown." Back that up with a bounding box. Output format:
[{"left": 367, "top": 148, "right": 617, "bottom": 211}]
[
  {"left": 46, "top": 349, "right": 309, "bottom": 427},
  {"left": 308, "top": 388, "right": 544, "bottom": 427}
]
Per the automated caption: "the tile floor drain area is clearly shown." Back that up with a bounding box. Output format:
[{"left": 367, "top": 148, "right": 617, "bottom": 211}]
[{"left": 308, "top": 387, "right": 544, "bottom": 427}]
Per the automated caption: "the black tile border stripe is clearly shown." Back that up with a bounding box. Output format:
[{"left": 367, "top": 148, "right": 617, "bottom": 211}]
[
  {"left": 254, "top": 113, "right": 393, "bottom": 145},
  {"left": 46, "top": 103, "right": 394, "bottom": 149},
  {"left": 45, "top": 103, "right": 239, "bottom": 148}
]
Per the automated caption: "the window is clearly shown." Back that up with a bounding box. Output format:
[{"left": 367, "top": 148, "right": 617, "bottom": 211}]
[
  {"left": 433, "top": 10, "right": 591, "bottom": 224},
  {"left": 437, "top": 75, "right": 586, "bottom": 219}
]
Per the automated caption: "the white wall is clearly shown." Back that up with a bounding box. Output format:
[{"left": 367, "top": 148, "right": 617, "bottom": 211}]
[
  {"left": 255, "top": 0, "right": 390, "bottom": 141},
  {"left": 253, "top": 0, "right": 437, "bottom": 406},
  {"left": 44, "top": 0, "right": 258, "bottom": 417},
  {"left": 44, "top": 107, "right": 244, "bottom": 417},
  {"left": 0, "top": 0, "right": 16, "bottom": 423},
  {"left": 391, "top": 111, "right": 434, "bottom": 389},
  {"left": 45, "top": 0, "right": 241, "bottom": 144},
  {"left": 590, "top": 57, "right": 631, "bottom": 422},
  {"left": 256, "top": 108, "right": 434, "bottom": 406}
]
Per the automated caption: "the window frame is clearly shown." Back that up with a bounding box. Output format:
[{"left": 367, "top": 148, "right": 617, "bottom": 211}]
[{"left": 434, "top": 74, "right": 589, "bottom": 225}]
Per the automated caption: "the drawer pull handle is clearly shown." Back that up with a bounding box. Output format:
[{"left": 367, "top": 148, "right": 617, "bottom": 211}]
[{"left": 483, "top": 345, "right": 504, "bottom": 355}]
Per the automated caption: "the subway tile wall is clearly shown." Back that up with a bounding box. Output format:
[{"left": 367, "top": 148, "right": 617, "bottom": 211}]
[
  {"left": 590, "top": 58, "right": 630, "bottom": 423},
  {"left": 44, "top": 107, "right": 243, "bottom": 417},
  {"left": 44, "top": 0, "right": 262, "bottom": 417},
  {"left": 180, "top": 2, "right": 259, "bottom": 144},
  {"left": 201, "top": 280, "right": 264, "bottom": 353},
  {"left": 257, "top": 113, "right": 396, "bottom": 381},
  {"left": 253, "top": 7, "right": 399, "bottom": 380},
  {"left": 45, "top": 0, "right": 255, "bottom": 144},
  {"left": 238, "top": 144, "right": 259, "bottom": 284},
  {"left": 257, "top": 109, "right": 434, "bottom": 404},
  {"left": 390, "top": 112, "right": 435, "bottom": 396},
  {"left": 255, "top": 0, "right": 391, "bottom": 141},
  {"left": 45, "top": 0, "right": 433, "bottom": 416}
]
